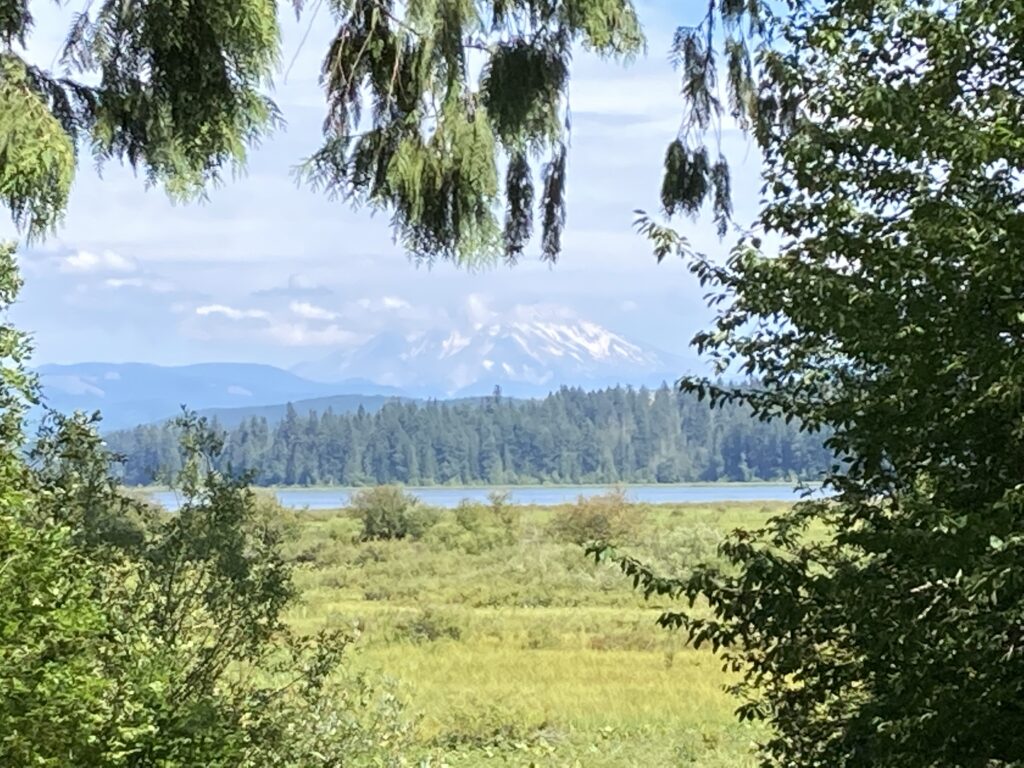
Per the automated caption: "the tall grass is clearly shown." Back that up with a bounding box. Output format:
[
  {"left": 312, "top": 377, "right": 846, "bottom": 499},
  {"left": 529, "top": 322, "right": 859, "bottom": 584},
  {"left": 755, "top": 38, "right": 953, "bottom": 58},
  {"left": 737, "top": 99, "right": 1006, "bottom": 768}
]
[{"left": 280, "top": 495, "right": 782, "bottom": 765}]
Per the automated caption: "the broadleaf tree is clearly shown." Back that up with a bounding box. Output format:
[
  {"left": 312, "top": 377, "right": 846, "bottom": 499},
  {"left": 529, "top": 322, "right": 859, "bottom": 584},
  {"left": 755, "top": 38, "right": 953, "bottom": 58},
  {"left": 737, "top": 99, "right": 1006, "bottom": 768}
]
[{"left": 596, "top": 0, "right": 1024, "bottom": 765}]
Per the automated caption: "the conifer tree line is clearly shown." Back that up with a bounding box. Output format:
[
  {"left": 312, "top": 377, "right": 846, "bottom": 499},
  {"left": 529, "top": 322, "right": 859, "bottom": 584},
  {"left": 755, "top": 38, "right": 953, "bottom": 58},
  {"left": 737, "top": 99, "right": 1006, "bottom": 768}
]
[{"left": 107, "top": 384, "right": 830, "bottom": 486}]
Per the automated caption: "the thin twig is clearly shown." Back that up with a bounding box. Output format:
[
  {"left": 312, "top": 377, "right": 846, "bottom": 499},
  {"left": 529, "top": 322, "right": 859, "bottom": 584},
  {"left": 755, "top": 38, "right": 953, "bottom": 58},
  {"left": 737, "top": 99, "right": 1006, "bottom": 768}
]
[{"left": 284, "top": 0, "right": 326, "bottom": 83}]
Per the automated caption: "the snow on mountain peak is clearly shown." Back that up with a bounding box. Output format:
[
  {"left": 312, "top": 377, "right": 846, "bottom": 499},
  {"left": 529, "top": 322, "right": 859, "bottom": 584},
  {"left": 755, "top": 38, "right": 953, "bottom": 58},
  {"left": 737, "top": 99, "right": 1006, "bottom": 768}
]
[
  {"left": 293, "top": 309, "right": 683, "bottom": 396},
  {"left": 440, "top": 330, "right": 472, "bottom": 358}
]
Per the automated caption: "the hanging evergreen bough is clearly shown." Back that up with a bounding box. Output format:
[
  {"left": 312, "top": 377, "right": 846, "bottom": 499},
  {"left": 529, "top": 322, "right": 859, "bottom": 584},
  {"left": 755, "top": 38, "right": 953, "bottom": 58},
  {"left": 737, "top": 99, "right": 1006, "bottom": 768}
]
[
  {"left": 1, "top": 0, "right": 765, "bottom": 259},
  {"left": 0, "top": 0, "right": 281, "bottom": 239},
  {"left": 289, "top": 0, "right": 766, "bottom": 260},
  {"left": 502, "top": 150, "right": 534, "bottom": 261},
  {"left": 0, "top": 57, "right": 76, "bottom": 236},
  {"left": 299, "top": 0, "right": 641, "bottom": 264}
]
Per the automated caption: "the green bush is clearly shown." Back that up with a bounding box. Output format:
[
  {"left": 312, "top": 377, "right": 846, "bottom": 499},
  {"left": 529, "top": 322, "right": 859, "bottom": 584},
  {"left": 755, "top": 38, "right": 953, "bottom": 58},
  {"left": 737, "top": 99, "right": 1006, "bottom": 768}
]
[
  {"left": 488, "top": 490, "right": 521, "bottom": 542},
  {"left": 423, "top": 508, "right": 505, "bottom": 554},
  {"left": 549, "top": 489, "right": 646, "bottom": 545},
  {"left": 350, "top": 486, "right": 432, "bottom": 541},
  {"left": 406, "top": 504, "right": 442, "bottom": 539},
  {"left": 0, "top": 242, "right": 415, "bottom": 768},
  {"left": 454, "top": 499, "right": 489, "bottom": 532},
  {"left": 394, "top": 608, "right": 463, "bottom": 644},
  {"left": 431, "top": 703, "right": 554, "bottom": 752}
]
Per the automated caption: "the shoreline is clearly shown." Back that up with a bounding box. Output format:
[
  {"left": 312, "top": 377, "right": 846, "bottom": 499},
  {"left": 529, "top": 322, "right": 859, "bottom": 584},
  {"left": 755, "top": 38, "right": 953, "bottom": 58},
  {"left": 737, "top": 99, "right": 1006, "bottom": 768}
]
[{"left": 130, "top": 479, "right": 820, "bottom": 493}]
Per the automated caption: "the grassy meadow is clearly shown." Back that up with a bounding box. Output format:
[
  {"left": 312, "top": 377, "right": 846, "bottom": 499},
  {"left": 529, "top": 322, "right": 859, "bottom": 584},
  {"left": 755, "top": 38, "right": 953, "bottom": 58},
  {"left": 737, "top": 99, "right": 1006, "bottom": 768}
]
[{"left": 274, "top": 493, "right": 785, "bottom": 765}]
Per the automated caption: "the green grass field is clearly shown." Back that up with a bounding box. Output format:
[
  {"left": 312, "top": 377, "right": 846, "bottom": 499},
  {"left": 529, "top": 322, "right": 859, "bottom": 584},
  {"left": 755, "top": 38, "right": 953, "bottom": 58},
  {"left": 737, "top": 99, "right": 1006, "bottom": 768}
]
[{"left": 280, "top": 497, "right": 783, "bottom": 765}]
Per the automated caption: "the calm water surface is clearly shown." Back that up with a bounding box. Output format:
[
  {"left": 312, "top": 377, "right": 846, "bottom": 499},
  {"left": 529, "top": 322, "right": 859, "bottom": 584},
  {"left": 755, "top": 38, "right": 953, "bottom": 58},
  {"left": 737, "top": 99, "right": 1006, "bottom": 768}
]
[{"left": 149, "top": 483, "right": 821, "bottom": 510}]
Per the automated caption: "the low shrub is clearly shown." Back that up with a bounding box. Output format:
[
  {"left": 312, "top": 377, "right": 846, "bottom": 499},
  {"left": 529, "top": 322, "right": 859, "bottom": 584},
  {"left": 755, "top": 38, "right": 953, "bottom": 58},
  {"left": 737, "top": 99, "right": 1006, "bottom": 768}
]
[
  {"left": 423, "top": 509, "right": 505, "bottom": 554},
  {"left": 394, "top": 608, "right": 463, "bottom": 644},
  {"left": 350, "top": 486, "right": 434, "bottom": 541},
  {"left": 431, "top": 703, "right": 556, "bottom": 752},
  {"left": 549, "top": 488, "right": 646, "bottom": 545},
  {"left": 488, "top": 490, "right": 521, "bottom": 542},
  {"left": 453, "top": 499, "right": 488, "bottom": 532}
]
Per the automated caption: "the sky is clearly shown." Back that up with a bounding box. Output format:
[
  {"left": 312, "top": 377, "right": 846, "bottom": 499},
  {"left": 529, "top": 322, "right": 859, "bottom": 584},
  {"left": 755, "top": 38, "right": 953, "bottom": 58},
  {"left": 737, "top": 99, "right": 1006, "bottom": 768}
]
[{"left": 3, "top": 1, "right": 763, "bottom": 372}]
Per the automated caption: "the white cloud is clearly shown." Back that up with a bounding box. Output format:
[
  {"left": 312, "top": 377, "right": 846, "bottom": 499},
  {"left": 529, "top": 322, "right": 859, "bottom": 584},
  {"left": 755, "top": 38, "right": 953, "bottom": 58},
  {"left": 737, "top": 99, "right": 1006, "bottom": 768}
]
[
  {"left": 266, "top": 323, "right": 364, "bottom": 347},
  {"left": 104, "top": 277, "right": 175, "bottom": 293},
  {"left": 188, "top": 302, "right": 365, "bottom": 349},
  {"left": 60, "top": 249, "right": 136, "bottom": 273},
  {"left": 464, "top": 293, "right": 497, "bottom": 327},
  {"left": 195, "top": 304, "right": 269, "bottom": 320},
  {"left": 353, "top": 295, "right": 412, "bottom": 312},
  {"left": 289, "top": 301, "right": 337, "bottom": 320}
]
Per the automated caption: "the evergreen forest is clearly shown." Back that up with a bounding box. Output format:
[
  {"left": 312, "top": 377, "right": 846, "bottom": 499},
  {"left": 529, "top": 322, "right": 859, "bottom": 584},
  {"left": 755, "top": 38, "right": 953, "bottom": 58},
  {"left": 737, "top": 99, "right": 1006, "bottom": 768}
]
[{"left": 106, "top": 385, "right": 831, "bottom": 486}]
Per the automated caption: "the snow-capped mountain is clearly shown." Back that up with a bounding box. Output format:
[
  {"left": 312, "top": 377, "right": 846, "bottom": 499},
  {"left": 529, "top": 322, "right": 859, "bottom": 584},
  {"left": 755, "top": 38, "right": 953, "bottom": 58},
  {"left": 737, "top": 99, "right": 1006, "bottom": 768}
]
[
  {"left": 293, "top": 316, "right": 685, "bottom": 396},
  {"left": 35, "top": 315, "right": 689, "bottom": 430}
]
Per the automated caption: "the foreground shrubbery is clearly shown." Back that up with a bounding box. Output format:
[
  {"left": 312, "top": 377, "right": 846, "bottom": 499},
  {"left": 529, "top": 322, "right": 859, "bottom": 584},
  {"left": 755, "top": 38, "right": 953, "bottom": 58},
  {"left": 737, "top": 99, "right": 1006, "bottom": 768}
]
[
  {"left": 0, "top": 246, "right": 412, "bottom": 767},
  {"left": 2, "top": 414, "right": 416, "bottom": 768}
]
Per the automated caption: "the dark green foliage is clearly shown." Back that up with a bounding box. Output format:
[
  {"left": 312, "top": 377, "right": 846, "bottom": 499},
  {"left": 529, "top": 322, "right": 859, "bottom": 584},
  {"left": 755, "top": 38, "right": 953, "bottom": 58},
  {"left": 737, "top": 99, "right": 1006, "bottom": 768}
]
[
  {"left": 613, "top": 1, "right": 1024, "bottom": 766},
  {"left": 502, "top": 150, "right": 534, "bottom": 261},
  {"left": 3, "top": 0, "right": 756, "bottom": 260},
  {"left": 659, "top": 139, "right": 732, "bottom": 236},
  {"left": 107, "top": 383, "right": 831, "bottom": 486},
  {"left": 81, "top": 0, "right": 280, "bottom": 198},
  {"left": 709, "top": 157, "right": 731, "bottom": 237},
  {"left": 651, "top": 1, "right": 764, "bottom": 226},
  {"left": 4, "top": 0, "right": 776, "bottom": 264},
  {"left": 540, "top": 143, "right": 567, "bottom": 262},
  {"left": 299, "top": 0, "right": 642, "bottom": 263},
  {"left": 0, "top": 0, "right": 28, "bottom": 45},
  {"left": 660, "top": 141, "right": 708, "bottom": 217},
  {"left": 481, "top": 40, "right": 567, "bottom": 150}
]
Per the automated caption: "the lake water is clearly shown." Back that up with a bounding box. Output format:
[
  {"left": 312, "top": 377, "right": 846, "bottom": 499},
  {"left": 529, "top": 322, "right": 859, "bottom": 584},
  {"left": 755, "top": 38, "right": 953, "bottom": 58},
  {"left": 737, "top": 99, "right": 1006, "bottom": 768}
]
[{"left": 148, "top": 483, "right": 822, "bottom": 510}]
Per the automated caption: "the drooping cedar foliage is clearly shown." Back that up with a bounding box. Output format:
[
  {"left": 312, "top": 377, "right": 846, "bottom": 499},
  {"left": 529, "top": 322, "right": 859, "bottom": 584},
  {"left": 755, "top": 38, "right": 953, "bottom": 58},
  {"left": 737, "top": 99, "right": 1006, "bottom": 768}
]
[
  {"left": 300, "top": 0, "right": 642, "bottom": 263},
  {"left": 2, "top": 0, "right": 759, "bottom": 260},
  {"left": 0, "top": 0, "right": 280, "bottom": 237}
]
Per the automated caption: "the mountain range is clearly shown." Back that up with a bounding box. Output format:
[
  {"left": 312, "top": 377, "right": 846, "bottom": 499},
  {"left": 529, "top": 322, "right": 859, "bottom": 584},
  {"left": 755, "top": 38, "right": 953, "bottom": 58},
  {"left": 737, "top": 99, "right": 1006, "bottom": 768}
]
[{"left": 37, "top": 316, "right": 687, "bottom": 430}]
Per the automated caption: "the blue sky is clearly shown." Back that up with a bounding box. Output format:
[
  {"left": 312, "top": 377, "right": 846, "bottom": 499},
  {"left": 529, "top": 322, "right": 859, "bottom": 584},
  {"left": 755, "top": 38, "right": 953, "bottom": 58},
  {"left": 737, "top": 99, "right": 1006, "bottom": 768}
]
[{"left": 3, "top": 1, "right": 763, "bottom": 371}]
